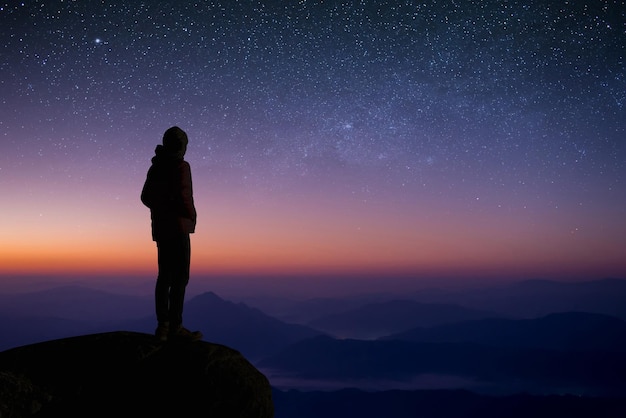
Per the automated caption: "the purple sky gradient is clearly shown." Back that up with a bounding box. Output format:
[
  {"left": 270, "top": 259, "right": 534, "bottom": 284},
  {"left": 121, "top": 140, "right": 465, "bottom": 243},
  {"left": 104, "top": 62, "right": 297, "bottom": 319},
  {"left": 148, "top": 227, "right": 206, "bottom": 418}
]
[{"left": 1, "top": 1, "right": 624, "bottom": 289}]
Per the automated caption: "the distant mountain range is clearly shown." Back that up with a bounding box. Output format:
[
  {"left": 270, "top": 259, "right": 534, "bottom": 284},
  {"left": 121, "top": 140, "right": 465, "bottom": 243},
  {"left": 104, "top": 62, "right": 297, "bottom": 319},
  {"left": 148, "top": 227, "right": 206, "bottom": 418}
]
[
  {"left": 182, "top": 291, "right": 323, "bottom": 361},
  {"left": 2, "top": 278, "right": 626, "bottom": 399},
  {"left": 238, "top": 294, "right": 390, "bottom": 325},
  {"left": 0, "top": 314, "right": 92, "bottom": 350},
  {"left": 307, "top": 299, "right": 503, "bottom": 339},
  {"left": 261, "top": 309, "right": 626, "bottom": 396},
  {"left": 239, "top": 278, "right": 626, "bottom": 330},
  {"left": 0, "top": 285, "right": 152, "bottom": 349},
  {"left": 0, "top": 285, "right": 152, "bottom": 321},
  {"left": 380, "top": 311, "right": 626, "bottom": 352},
  {"left": 409, "top": 278, "right": 626, "bottom": 320},
  {"left": 260, "top": 333, "right": 626, "bottom": 396},
  {"left": 0, "top": 287, "right": 322, "bottom": 361}
]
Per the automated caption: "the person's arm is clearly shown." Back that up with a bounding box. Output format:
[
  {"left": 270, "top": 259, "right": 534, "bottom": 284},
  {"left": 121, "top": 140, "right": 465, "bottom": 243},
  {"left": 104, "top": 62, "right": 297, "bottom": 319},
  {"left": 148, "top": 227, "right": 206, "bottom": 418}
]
[
  {"left": 178, "top": 161, "right": 197, "bottom": 223},
  {"left": 140, "top": 168, "right": 156, "bottom": 208}
]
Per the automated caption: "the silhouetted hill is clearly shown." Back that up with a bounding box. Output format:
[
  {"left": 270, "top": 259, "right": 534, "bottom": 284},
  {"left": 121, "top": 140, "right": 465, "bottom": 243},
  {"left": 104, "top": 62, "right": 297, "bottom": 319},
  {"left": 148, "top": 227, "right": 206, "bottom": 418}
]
[
  {"left": 182, "top": 291, "right": 325, "bottom": 361},
  {"left": 260, "top": 335, "right": 626, "bottom": 396},
  {"left": 0, "top": 314, "right": 94, "bottom": 351},
  {"left": 0, "top": 285, "right": 152, "bottom": 321},
  {"left": 86, "top": 291, "right": 326, "bottom": 362},
  {"left": 412, "top": 278, "right": 626, "bottom": 319},
  {"left": 307, "top": 299, "right": 502, "bottom": 339},
  {"left": 381, "top": 312, "right": 626, "bottom": 352},
  {"left": 272, "top": 388, "right": 626, "bottom": 418},
  {"left": 0, "top": 288, "right": 324, "bottom": 362},
  {"left": 0, "top": 331, "right": 273, "bottom": 417},
  {"left": 237, "top": 294, "right": 390, "bottom": 324},
  {"left": 0, "top": 286, "right": 154, "bottom": 351}
]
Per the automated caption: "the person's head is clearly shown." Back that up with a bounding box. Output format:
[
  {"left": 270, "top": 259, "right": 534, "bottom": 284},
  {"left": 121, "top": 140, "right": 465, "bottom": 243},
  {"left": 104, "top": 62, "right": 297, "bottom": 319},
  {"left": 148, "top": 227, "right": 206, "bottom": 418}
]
[{"left": 162, "top": 126, "right": 188, "bottom": 158}]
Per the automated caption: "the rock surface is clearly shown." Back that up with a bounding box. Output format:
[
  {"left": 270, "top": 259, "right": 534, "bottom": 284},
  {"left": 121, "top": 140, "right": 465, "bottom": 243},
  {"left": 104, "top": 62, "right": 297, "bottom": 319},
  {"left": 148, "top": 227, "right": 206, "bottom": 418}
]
[{"left": 0, "top": 331, "right": 274, "bottom": 417}]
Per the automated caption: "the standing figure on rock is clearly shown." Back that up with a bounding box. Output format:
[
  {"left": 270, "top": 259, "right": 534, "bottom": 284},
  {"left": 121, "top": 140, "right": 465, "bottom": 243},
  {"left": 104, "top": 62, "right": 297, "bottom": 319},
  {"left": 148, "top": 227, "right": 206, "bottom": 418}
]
[{"left": 141, "top": 126, "right": 202, "bottom": 342}]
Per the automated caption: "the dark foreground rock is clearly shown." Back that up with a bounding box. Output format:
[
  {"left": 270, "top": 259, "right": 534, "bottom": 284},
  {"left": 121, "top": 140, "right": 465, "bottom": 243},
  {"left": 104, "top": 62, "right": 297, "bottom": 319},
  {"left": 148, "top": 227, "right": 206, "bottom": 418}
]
[{"left": 0, "top": 331, "right": 274, "bottom": 418}]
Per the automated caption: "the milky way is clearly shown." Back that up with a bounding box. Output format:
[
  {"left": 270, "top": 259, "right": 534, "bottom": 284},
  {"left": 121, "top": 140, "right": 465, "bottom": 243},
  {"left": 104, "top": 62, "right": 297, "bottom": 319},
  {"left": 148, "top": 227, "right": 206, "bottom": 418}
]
[{"left": 1, "top": 1, "right": 625, "bottom": 281}]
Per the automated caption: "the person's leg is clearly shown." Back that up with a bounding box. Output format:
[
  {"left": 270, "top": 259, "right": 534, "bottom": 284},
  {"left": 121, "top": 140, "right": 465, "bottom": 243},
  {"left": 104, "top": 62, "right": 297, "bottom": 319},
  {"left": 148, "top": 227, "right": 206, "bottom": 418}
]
[
  {"left": 168, "top": 234, "right": 190, "bottom": 329},
  {"left": 166, "top": 234, "right": 202, "bottom": 341},
  {"left": 155, "top": 240, "right": 175, "bottom": 326},
  {"left": 154, "top": 241, "right": 176, "bottom": 341}
]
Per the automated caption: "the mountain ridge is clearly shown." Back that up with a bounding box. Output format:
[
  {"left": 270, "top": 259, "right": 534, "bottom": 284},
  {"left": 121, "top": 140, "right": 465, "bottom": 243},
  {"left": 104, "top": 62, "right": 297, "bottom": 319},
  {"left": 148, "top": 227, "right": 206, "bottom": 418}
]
[
  {"left": 260, "top": 334, "right": 626, "bottom": 396},
  {"left": 380, "top": 311, "right": 626, "bottom": 352},
  {"left": 307, "top": 299, "right": 504, "bottom": 339}
]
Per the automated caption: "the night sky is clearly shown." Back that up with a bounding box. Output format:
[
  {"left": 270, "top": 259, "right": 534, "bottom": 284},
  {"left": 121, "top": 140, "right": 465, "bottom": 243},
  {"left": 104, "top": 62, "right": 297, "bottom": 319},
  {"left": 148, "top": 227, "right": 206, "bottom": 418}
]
[{"left": 1, "top": 1, "right": 625, "bottom": 288}]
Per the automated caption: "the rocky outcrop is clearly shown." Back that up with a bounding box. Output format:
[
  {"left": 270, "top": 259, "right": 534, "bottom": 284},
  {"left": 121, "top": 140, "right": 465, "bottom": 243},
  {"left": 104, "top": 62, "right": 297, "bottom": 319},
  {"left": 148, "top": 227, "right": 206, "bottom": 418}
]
[{"left": 0, "top": 331, "right": 274, "bottom": 417}]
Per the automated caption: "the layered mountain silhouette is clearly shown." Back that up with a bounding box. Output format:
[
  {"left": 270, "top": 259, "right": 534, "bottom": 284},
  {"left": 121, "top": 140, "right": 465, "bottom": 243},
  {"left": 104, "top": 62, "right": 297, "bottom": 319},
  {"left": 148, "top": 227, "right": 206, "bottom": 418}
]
[
  {"left": 102, "top": 291, "right": 325, "bottom": 361},
  {"left": 182, "top": 291, "right": 324, "bottom": 361},
  {"left": 3, "top": 278, "right": 626, "bottom": 416},
  {"left": 306, "top": 299, "right": 502, "bottom": 339},
  {"left": 0, "top": 314, "right": 91, "bottom": 351},
  {"left": 410, "top": 278, "right": 626, "bottom": 320},
  {"left": 239, "top": 279, "right": 626, "bottom": 329},
  {"left": 0, "top": 285, "right": 153, "bottom": 350},
  {"left": 237, "top": 294, "right": 390, "bottom": 324},
  {"left": 0, "top": 285, "right": 151, "bottom": 321},
  {"left": 380, "top": 311, "right": 626, "bottom": 352},
  {"left": 0, "top": 287, "right": 322, "bottom": 361},
  {"left": 260, "top": 334, "right": 626, "bottom": 396}
]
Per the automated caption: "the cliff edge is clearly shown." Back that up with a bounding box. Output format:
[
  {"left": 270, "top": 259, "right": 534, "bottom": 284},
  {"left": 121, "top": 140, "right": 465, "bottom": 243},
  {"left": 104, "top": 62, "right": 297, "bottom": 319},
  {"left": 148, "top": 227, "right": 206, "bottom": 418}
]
[{"left": 0, "top": 331, "right": 274, "bottom": 417}]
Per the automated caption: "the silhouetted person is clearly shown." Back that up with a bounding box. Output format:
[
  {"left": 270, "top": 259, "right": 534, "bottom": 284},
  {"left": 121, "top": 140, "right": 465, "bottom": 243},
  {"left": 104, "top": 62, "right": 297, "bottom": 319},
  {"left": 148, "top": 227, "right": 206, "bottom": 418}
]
[{"left": 141, "top": 126, "right": 202, "bottom": 342}]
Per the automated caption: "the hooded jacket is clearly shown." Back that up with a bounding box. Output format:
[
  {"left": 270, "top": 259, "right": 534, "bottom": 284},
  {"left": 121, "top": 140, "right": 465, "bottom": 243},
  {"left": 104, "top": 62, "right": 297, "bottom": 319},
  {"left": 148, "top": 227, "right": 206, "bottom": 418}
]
[{"left": 141, "top": 144, "right": 197, "bottom": 241}]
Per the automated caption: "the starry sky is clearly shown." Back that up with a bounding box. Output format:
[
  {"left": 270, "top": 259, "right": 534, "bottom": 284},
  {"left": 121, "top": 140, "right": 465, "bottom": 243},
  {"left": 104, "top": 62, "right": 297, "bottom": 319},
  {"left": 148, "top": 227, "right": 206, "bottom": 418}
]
[{"left": 1, "top": 1, "right": 625, "bottom": 288}]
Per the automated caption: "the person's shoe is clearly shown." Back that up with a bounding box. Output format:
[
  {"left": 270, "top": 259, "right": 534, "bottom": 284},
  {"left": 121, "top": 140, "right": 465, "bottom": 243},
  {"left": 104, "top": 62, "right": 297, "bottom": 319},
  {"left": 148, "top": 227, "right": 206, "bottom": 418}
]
[
  {"left": 170, "top": 325, "right": 203, "bottom": 342},
  {"left": 155, "top": 322, "right": 170, "bottom": 342}
]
